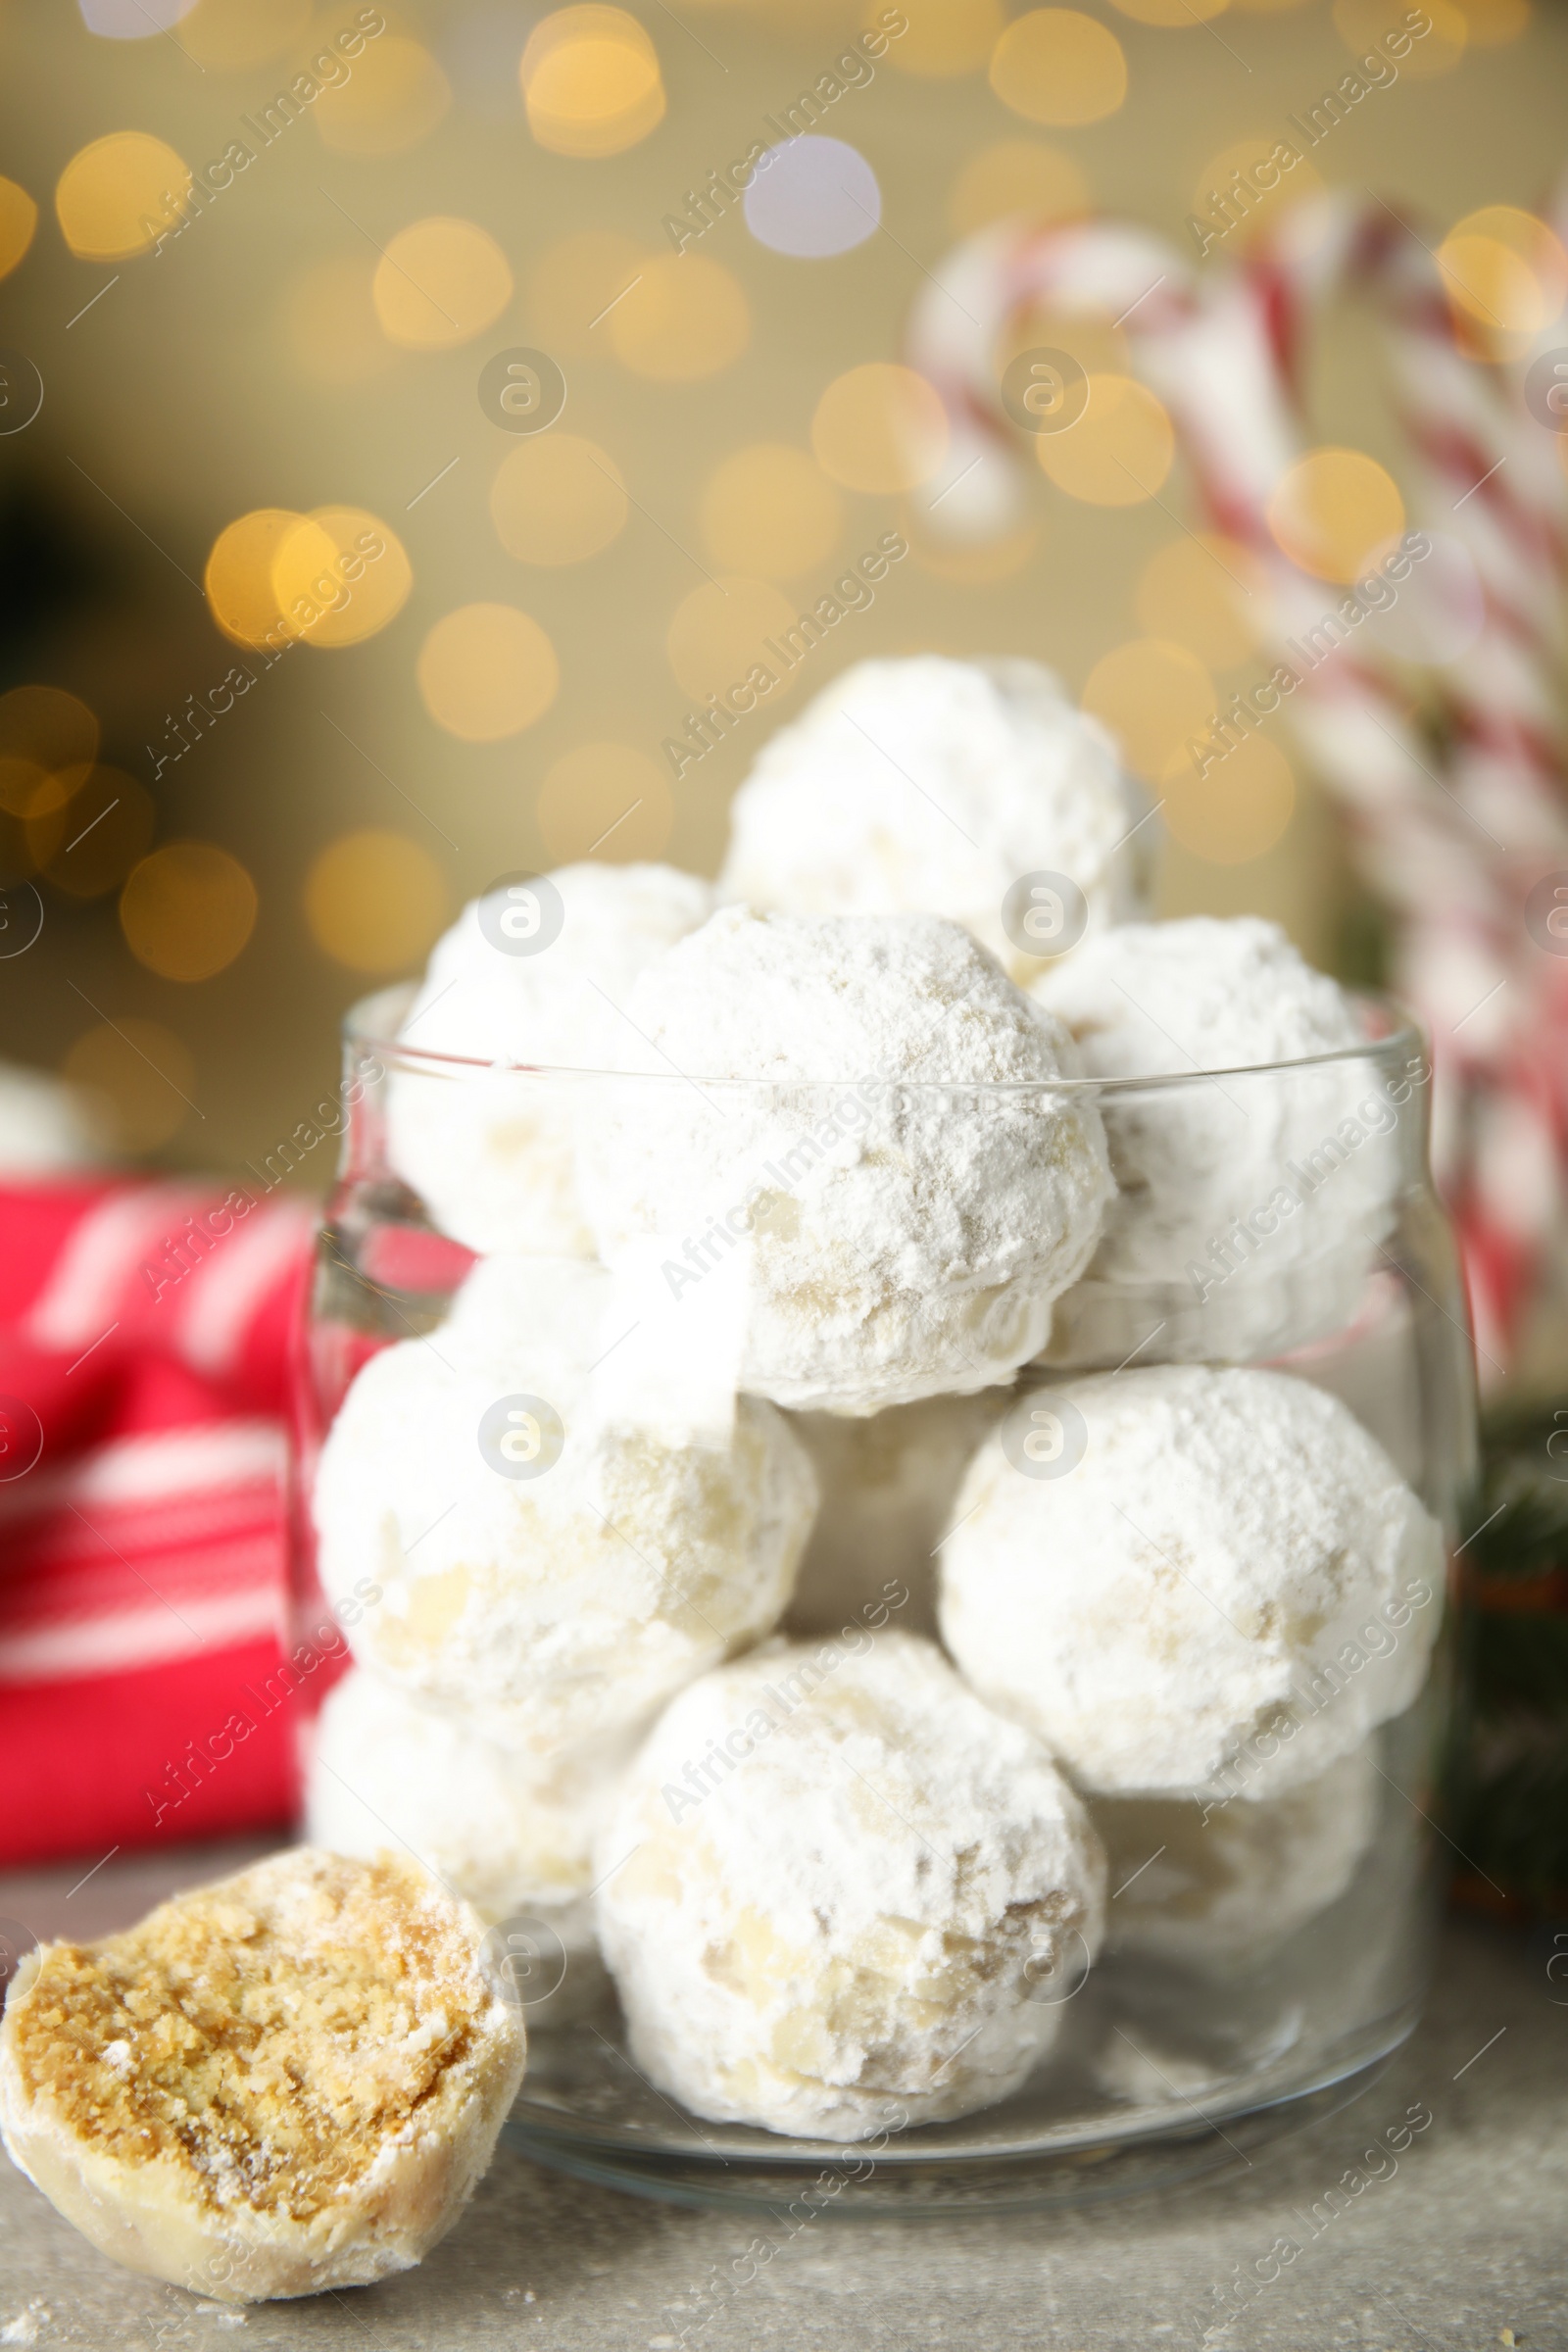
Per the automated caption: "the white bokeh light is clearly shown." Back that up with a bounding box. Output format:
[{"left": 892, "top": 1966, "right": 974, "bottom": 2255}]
[
  {"left": 79, "top": 0, "right": 196, "bottom": 34},
  {"left": 744, "top": 137, "right": 881, "bottom": 261}
]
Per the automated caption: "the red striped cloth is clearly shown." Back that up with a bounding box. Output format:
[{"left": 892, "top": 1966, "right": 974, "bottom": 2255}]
[{"left": 0, "top": 1178, "right": 318, "bottom": 1866}]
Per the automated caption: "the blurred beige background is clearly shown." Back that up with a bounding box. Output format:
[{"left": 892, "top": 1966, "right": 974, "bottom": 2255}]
[{"left": 0, "top": 0, "right": 1564, "bottom": 1174}]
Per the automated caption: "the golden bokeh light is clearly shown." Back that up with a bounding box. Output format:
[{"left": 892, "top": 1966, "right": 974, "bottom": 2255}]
[
  {"left": 699, "top": 445, "right": 843, "bottom": 581},
  {"left": 1036, "top": 373, "right": 1174, "bottom": 506},
  {"left": 948, "top": 141, "right": 1089, "bottom": 237},
  {"left": 526, "top": 229, "right": 647, "bottom": 358},
  {"left": 55, "top": 133, "right": 192, "bottom": 263},
  {"left": 1265, "top": 448, "right": 1404, "bottom": 583},
  {"left": 314, "top": 34, "right": 452, "bottom": 156},
  {"left": 1229, "top": 0, "right": 1310, "bottom": 13},
  {"left": 1451, "top": 0, "right": 1529, "bottom": 39},
  {"left": 0, "top": 177, "right": 38, "bottom": 280},
  {"left": 305, "top": 830, "right": 451, "bottom": 975},
  {"left": 371, "top": 217, "right": 514, "bottom": 351},
  {"left": 1109, "top": 0, "right": 1227, "bottom": 22},
  {"left": 206, "top": 509, "right": 304, "bottom": 648},
  {"left": 811, "top": 364, "right": 950, "bottom": 495},
  {"left": 988, "top": 10, "right": 1127, "bottom": 127},
  {"left": 1081, "top": 638, "right": 1216, "bottom": 785},
  {"left": 0, "top": 685, "right": 99, "bottom": 780},
  {"left": 36, "top": 766, "right": 156, "bottom": 900},
  {"left": 606, "top": 256, "right": 749, "bottom": 382},
  {"left": 177, "top": 0, "right": 312, "bottom": 70},
  {"left": 1190, "top": 139, "right": 1324, "bottom": 250},
  {"left": 416, "top": 604, "right": 561, "bottom": 741},
  {"left": 490, "top": 434, "right": 628, "bottom": 566},
  {"left": 666, "top": 577, "right": 802, "bottom": 705},
  {"left": 271, "top": 509, "right": 412, "bottom": 647},
  {"left": 1331, "top": 0, "right": 1467, "bottom": 74},
  {"left": 881, "top": 0, "right": 1006, "bottom": 75},
  {"left": 1438, "top": 206, "right": 1568, "bottom": 344},
  {"left": 282, "top": 256, "right": 389, "bottom": 387},
  {"left": 1161, "top": 733, "right": 1296, "bottom": 864},
  {"left": 62, "top": 1019, "right": 195, "bottom": 1153},
  {"left": 536, "top": 741, "right": 675, "bottom": 864},
  {"left": 121, "top": 843, "right": 258, "bottom": 982},
  {"left": 1135, "top": 534, "right": 1269, "bottom": 669},
  {"left": 521, "top": 6, "right": 665, "bottom": 158}
]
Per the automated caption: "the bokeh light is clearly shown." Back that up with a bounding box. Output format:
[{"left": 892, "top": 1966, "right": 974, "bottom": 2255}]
[
  {"left": 372, "top": 217, "right": 514, "bottom": 351},
  {"left": 1331, "top": 0, "right": 1467, "bottom": 74},
  {"left": 606, "top": 256, "right": 749, "bottom": 381},
  {"left": 699, "top": 445, "right": 843, "bottom": 580},
  {"left": 521, "top": 6, "right": 665, "bottom": 159},
  {"left": 314, "top": 35, "right": 452, "bottom": 156},
  {"left": 55, "top": 133, "right": 193, "bottom": 262},
  {"left": 416, "top": 604, "right": 560, "bottom": 740},
  {"left": 810, "top": 363, "right": 949, "bottom": 494},
  {"left": 526, "top": 229, "right": 646, "bottom": 357},
  {"left": 206, "top": 510, "right": 304, "bottom": 648},
  {"left": 1161, "top": 733, "right": 1296, "bottom": 864},
  {"left": 1438, "top": 206, "right": 1568, "bottom": 345},
  {"left": 1451, "top": 0, "right": 1529, "bottom": 39},
  {"left": 36, "top": 767, "right": 156, "bottom": 900},
  {"left": 744, "top": 138, "right": 880, "bottom": 259},
  {"left": 536, "top": 742, "right": 675, "bottom": 863},
  {"left": 282, "top": 257, "right": 389, "bottom": 387},
  {"left": 0, "top": 179, "right": 38, "bottom": 280},
  {"left": 947, "top": 141, "right": 1089, "bottom": 237},
  {"left": 1110, "top": 0, "right": 1228, "bottom": 19},
  {"left": 881, "top": 0, "right": 1006, "bottom": 74},
  {"left": 177, "top": 0, "right": 312, "bottom": 69},
  {"left": 1265, "top": 448, "right": 1404, "bottom": 584},
  {"left": 304, "top": 830, "right": 451, "bottom": 974},
  {"left": 271, "top": 509, "right": 412, "bottom": 647},
  {"left": 1190, "top": 140, "right": 1324, "bottom": 249},
  {"left": 490, "top": 435, "right": 628, "bottom": 566},
  {"left": 1036, "top": 374, "right": 1174, "bottom": 505},
  {"left": 988, "top": 10, "right": 1127, "bottom": 127},
  {"left": 666, "top": 577, "right": 802, "bottom": 705},
  {"left": 62, "top": 1018, "right": 194, "bottom": 1153},
  {"left": 1080, "top": 638, "right": 1215, "bottom": 784},
  {"left": 78, "top": 0, "right": 195, "bottom": 36},
  {"left": 121, "top": 843, "right": 258, "bottom": 981},
  {"left": 1135, "top": 534, "right": 1268, "bottom": 669},
  {"left": 0, "top": 685, "right": 99, "bottom": 780}
]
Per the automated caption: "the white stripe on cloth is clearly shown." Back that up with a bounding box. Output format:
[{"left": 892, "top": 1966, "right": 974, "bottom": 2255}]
[
  {"left": 24, "top": 1185, "right": 210, "bottom": 1351},
  {"left": 0, "top": 1584, "right": 286, "bottom": 1685},
  {"left": 174, "top": 1198, "right": 315, "bottom": 1378},
  {"left": 0, "top": 1420, "right": 286, "bottom": 1528}
]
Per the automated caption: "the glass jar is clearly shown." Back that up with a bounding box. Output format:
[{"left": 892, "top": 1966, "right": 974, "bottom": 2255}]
[{"left": 289, "top": 984, "right": 1473, "bottom": 2213}]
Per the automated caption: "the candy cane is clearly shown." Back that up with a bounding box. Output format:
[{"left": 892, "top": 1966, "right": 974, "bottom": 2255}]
[{"left": 906, "top": 193, "right": 1568, "bottom": 1375}]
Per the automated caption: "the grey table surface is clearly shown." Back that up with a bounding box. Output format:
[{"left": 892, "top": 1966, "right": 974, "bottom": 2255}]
[{"left": 0, "top": 1838, "right": 1563, "bottom": 2352}]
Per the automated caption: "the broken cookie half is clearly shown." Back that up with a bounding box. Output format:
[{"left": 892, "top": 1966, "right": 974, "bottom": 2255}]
[{"left": 0, "top": 1848, "right": 526, "bottom": 2303}]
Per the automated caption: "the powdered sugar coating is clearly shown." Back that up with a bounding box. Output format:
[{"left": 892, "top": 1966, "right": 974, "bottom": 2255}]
[
  {"left": 313, "top": 1256, "right": 817, "bottom": 1755},
  {"left": 1093, "top": 1745, "right": 1380, "bottom": 1969},
  {"left": 719, "top": 657, "right": 1152, "bottom": 981},
  {"left": 939, "top": 1365, "right": 1443, "bottom": 1799},
  {"left": 595, "top": 1633, "right": 1105, "bottom": 2139},
  {"left": 305, "top": 1667, "right": 628, "bottom": 1960},
  {"left": 386, "top": 863, "right": 715, "bottom": 1256},
  {"left": 1031, "top": 918, "right": 1405, "bottom": 1362},
  {"left": 578, "top": 906, "right": 1113, "bottom": 1415}
]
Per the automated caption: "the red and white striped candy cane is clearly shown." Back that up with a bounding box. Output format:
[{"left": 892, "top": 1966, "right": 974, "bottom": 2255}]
[{"left": 906, "top": 193, "right": 1568, "bottom": 1376}]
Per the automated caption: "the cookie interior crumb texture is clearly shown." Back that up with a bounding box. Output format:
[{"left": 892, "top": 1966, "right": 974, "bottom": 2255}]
[{"left": 0, "top": 1850, "right": 526, "bottom": 2303}]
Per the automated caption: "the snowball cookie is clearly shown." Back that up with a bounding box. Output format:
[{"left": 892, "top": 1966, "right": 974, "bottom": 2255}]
[
  {"left": 719, "top": 657, "right": 1152, "bottom": 983},
  {"left": 305, "top": 1668, "right": 630, "bottom": 2017},
  {"left": 313, "top": 1255, "right": 817, "bottom": 1754},
  {"left": 939, "top": 1365, "right": 1444, "bottom": 1802},
  {"left": 579, "top": 907, "right": 1112, "bottom": 1416},
  {"left": 386, "top": 862, "right": 714, "bottom": 1256},
  {"left": 595, "top": 1632, "right": 1105, "bottom": 2140},
  {"left": 786, "top": 1391, "right": 1006, "bottom": 1639},
  {"left": 1031, "top": 917, "right": 1404, "bottom": 1364},
  {"left": 0, "top": 1850, "right": 525, "bottom": 2304},
  {"left": 1094, "top": 1745, "right": 1380, "bottom": 1971}
]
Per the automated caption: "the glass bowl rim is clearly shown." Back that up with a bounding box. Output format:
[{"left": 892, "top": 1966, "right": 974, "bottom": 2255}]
[{"left": 342, "top": 980, "right": 1426, "bottom": 1098}]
